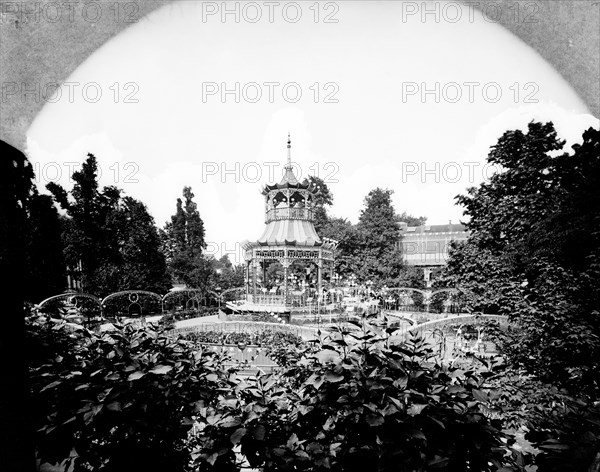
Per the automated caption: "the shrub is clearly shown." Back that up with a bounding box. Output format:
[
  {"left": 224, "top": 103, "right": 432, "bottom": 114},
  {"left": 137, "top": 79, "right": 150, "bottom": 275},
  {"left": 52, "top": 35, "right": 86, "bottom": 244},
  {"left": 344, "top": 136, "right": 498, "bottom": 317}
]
[
  {"left": 190, "top": 315, "right": 526, "bottom": 471},
  {"left": 27, "top": 313, "right": 237, "bottom": 472},
  {"left": 27, "top": 312, "right": 531, "bottom": 471}
]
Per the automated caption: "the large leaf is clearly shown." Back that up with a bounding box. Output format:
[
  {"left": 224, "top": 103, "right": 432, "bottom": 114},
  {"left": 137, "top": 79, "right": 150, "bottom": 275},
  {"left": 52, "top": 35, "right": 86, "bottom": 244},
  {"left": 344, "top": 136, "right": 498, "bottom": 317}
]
[
  {"left": 230, "top": 428, "right": 247, "bottom": 445},
  {"left": 315, "top": 349, "right": 340, "bottom": 364},
  {"left": 472, "top": 389, "right": 489, "bottom": 403},
  {"left": 366, "top": 414, "right": 384, "bottom": 427},
  {"left": 40, "top": 380, "right": 62, "bottom": 393},
  {"left": 149, "top": 365, "right": 173, "bottom": 375},
  {"left": 127, "top": 371, "right": 145, "bottom": 381},
  {"left": 324, "top": 372, "right": 344, "bottom": 383},
  {"left": 252, "top": 425, "right": 266, "bottom": 441},
  {"left": 407, "top": 404, "right": 427, "bottom": 416},
  {"left": 219, "top": 416, "right": 241, "bottom": 428}
]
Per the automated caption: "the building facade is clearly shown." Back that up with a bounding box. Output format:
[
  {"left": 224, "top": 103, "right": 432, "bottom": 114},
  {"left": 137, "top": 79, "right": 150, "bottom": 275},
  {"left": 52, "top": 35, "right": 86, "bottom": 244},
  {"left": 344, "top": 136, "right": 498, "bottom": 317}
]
[{"left": 399, "top": 222, "right": 469, "bottom": 286}]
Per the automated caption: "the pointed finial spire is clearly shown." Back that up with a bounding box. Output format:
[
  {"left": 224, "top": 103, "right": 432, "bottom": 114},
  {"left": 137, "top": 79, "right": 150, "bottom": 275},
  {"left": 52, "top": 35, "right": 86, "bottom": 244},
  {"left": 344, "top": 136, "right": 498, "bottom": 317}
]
[
  {"left": 278, "top": 132, "right": 299, "bottom": 185},
  {"left": 286, "top": 132, "right": 292, "bottom": 168}
]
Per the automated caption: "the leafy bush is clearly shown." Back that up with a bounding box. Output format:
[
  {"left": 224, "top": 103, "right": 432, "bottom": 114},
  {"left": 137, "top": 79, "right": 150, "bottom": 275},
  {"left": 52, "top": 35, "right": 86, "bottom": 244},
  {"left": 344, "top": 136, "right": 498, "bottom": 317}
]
[
  {"left": 528, "top": 400, "right": 600, "bottom": 472},
  {"left": 189, "top": 315, "right": 525, "bottom": 471},
  {"left": 440, "top": 124, "right": 600, "bottom": 396},
  {"left": 28, "top": 311, "right": 532, "bottom": 471},
  {"left": 27, "top": 313, "right": 237, "bottom": 472},
  {"left": 477, "top": 366, "right": 600, "bottom": 472}
]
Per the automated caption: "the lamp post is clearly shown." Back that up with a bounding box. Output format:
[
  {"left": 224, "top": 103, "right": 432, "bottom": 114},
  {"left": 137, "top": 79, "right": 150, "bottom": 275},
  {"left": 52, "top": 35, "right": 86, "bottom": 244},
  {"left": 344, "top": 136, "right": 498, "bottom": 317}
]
[
  {"left": 301, "top": 280, "right": 308, "bottom": 314},
  {"left": 444, "top": 296, "right": 452, "bottom": 314},
  {"left": 261, "top": 286, "right": 267, "bottom": 306},
  {"left": 214, "top": 267, "right": 223, "bottom": 310},
  {"left": 289, "top": 273, "right": 297, "bottom": 306},
  {"left": 237, "top": 341, "right": 248, "bottom": 369},
  {"left": 348, "top": 274, "right": 357, "bottom": 297},
  {"left": 216, "top": 286, "right": 222, "bottom": 309},
  {"left": 332, "top": 273, "right": 340, "bottom": 307}
]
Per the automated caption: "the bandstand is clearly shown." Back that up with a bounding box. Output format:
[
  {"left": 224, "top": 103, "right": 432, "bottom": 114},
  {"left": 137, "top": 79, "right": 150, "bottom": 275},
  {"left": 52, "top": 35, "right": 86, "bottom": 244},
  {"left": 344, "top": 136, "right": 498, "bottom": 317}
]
[{"left": 240, "top": 136, "right": 337, "bottom": 316}]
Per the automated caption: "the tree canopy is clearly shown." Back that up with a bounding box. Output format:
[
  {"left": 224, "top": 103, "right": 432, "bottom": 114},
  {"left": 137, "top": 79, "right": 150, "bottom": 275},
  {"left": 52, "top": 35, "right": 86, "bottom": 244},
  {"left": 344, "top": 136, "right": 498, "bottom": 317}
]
[
  {"left": 441, "top": 122, "right": 600, "bottom": 394},
  {"left": 161, "top": 186, "right": 213, "bottom": 291},
  {"left": 47, "top": 154, "right": 170, "bottom": 296},
  {"left": 307, "top": 175, "right": 334, "bottom": 235},
  {"left": 312, "top": 180, "right": 426, "bottom": 286}
]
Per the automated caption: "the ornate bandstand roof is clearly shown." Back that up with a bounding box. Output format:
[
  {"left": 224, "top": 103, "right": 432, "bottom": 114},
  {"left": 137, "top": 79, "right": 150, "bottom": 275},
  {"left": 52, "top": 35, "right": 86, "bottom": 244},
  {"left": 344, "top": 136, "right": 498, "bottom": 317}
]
[
  {"left": 256, "top": 219, "right": 321, "bottom": 247},
  {"left": 242, "top": 134, "right": 336, "bottom": 252},
  {"left": 261, "top": 135, "right": 317, "bottom": 193}
]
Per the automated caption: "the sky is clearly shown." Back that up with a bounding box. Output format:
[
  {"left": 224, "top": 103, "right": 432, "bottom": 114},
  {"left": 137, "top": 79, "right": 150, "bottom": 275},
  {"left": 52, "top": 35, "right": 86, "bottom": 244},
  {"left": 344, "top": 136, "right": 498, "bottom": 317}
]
[{"left": 26, "top": 1, "right": 599, "bottom": 265}]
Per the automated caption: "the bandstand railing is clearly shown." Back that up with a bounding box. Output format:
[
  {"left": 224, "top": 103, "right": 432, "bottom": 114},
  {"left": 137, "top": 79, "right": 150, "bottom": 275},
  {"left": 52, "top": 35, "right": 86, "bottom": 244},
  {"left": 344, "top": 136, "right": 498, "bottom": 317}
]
[
  {"left": 265, "top": 207, "right": 314, "bottom": 223},
  {"left": 252, "top": 295, "right": 286, "bottom": 306}
]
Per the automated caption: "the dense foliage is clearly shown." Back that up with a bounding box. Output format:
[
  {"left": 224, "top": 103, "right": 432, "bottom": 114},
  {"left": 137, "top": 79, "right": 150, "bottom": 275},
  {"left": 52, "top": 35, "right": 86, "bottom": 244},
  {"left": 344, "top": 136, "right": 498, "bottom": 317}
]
[
  {"left": 29, "top": 311, "right": 531, "bottom": 472},
  {"left": 316, "top": 182, "right": 427, "bottom": 286},
  {"left": 1, "top": 140, "right": 39, "bottom": 470},
  {"left": 24, "top": 190, "right": 67, "bottom": 302},
  {"left": 160, "top": 186, "right": 210, "bottom": 288},
  {"left": 189, "top": 316, "right": 527, "bottom": 472},
  {"left": 212, "top": 255, "right": 245, "bottom": 292},
  {"left": 28, "top": 313, "right": 237, "bottom": 472},
  {"left": 440, "top": 123, "right": 600, "bottom": 395},
  {"left": 308, "top": 175, "right": 334, "bottom": 235},
  {"left": 183, "top": 330, "right": 303, "bottom": 349},
  {"left": 47, "top": 154, "right": 170, "bottom": 296},
  {"left": 437, "top": 122, "right": 600, "bottom": 470},
  {"left": 0, "top": 141, "right": 65, "bottom": 303}
]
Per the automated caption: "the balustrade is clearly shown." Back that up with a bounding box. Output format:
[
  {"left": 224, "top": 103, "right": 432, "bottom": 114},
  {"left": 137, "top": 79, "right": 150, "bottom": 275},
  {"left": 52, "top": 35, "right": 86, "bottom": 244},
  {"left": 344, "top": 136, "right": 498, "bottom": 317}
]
[{"left": 266, "top": 207, "right": 314, "bottom": 222}]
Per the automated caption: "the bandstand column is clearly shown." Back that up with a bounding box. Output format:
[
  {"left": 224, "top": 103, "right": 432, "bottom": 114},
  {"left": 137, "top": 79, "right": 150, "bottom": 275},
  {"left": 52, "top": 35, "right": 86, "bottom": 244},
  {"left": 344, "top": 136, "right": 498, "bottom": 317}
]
[
  {"left": 282, "top": 259, "right": 289, "bottom": 306},
  {"left": 252, "top": 260, "right": 258, "bottom": 301},
  {"left": 317, "top": 259, "right": 323, "bottom": 308},
  {"left": 246, "top": 261, "right": 251, "bottom": 295}
]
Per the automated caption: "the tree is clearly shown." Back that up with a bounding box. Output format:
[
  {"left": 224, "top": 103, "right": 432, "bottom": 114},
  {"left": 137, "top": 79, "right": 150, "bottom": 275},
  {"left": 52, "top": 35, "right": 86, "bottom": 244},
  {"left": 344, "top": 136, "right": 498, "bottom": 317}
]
[
  {"left": 48, "top": 154, "right": 170, "bottom": 296},
  {"left": 355, "top": 188, "right": 406, "bottom": 286},
  {"left": 0, "top": 147, "right": 66, "bottom": 304},
  {"left": 47, "top": 154, "right": 122, "bottom": 295},
  {"left": 307, "top": 175, "right": 333, "bottom": 234},
  {"left": 114, "top": 197, "right": 171, "bottom": 293},
  {"left": 319, "top": 217, "right": 359, "bottom": 277},
  {"left": 213, "top": 255, "right": 245, "bottom": 292},
  {"left": 161, "top": 198, "right": 186, "bottom": 261},
  {"left": 162, "top": 186, "right": 210, "bottom": 289},
  {"left": 0, "top": 140, "right": 37, "bottom": 472},
  {"left": 398, "top": 211, "right": 427, "bottom": 227},
  {"left": 443, "top": 122, "right": 600, "bottom": 394},
  {"left": 183, "top": 186, "right": 206, "bottom": 257},
  {"left": 24, "top": 191, "right": 66, "bottom": 302},
  {"left": 437, "top": 241, "right": 521, "bottom": 315},
  {"left": 313, "top": 184, "right": 426, "bottom": 285}
]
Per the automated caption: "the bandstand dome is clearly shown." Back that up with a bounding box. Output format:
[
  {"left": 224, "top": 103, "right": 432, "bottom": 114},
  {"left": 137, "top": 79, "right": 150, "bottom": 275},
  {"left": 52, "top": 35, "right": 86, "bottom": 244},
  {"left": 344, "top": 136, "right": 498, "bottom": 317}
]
[{"left": 256, "top": 219, "right": 321, "bottom": 247}]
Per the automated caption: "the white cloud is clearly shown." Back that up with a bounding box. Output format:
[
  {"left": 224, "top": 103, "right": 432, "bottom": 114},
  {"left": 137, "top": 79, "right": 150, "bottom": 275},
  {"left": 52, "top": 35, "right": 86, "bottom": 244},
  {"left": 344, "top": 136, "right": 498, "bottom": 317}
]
[{"left": 25, "top": 1, "right": 596, "bottom": 261}]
